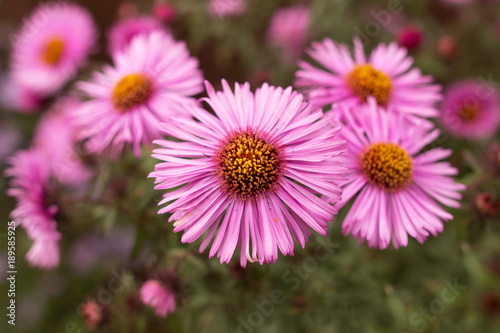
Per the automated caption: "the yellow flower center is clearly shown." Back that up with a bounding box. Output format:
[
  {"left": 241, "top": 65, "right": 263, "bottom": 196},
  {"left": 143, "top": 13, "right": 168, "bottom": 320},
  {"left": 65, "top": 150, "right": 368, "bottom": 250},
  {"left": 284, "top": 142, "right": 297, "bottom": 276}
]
[
  {"left": 112, "top": 74, "right": 155, "bottom": 112},
  {"left": 346, "top": 64, "right": 393, "bottom": 106},
  {"left": 42, "top": 37, "right": 65, "bottom": 65},
  {"left": 361, "top": 143, "right": 413, "bottom": 191},
  {"left": 458, "top": 105, "right": 479, "bottom": 121},
  {"left": 216, "top": 131, "right": 282, "bottom": 200}
]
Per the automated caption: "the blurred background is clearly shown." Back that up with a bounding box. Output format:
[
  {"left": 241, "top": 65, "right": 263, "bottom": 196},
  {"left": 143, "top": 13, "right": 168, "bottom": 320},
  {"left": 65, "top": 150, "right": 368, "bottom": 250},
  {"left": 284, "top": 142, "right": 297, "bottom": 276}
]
[{"left": 1, "top": 0, "right": 500, "bottom": 332}]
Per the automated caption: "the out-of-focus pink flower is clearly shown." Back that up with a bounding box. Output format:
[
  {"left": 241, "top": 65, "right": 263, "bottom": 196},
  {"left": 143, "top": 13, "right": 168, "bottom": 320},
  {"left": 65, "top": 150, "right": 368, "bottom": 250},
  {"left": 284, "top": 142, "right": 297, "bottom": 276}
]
[
  {"left": 437, "top": 35, "right": 458, "bottom": 62},
  {"left": 208, "top": 0, "right": 247, "bottom": 18},
  {"left": 140, "top": 279, "right": 176, "bottom": 317},
  {"left": 34, "top": 97, "right": 92, "bottom": 185},
  {"left": 267, "top": 6, "right": 310, "bottom": 63},
  {"left": 440, "top": 80, "right": 500, "bottom": 139},
  {"left": 0, "top": 76, "right": 44, "bottom": 113},
  {"left": 397, "top": 25, "right": 423, "bottom": 51},
  {"left": 10, "top": 2, "right": 97, "bottom": 96},
  {"left": 153, "top": 2, "right": 176, "bottom": 24},
  {"left": 117, "top": 1, "right": 137, "bottom": 20},
  {"left": 5, "top": 149, "right": 61, "bottom": 269},
  {"left": 80, "top": 300, "right": 107, "bottom": 330},
  {"left": 107, "top": 16, "right": 165, "bottom": 54}
]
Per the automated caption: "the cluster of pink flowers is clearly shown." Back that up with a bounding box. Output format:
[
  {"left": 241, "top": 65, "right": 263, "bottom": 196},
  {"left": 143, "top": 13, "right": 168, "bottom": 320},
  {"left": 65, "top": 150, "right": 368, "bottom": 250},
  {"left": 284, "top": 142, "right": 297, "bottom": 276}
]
[{"left": 4, "top": 1, "right": 486, "bottom": 319}]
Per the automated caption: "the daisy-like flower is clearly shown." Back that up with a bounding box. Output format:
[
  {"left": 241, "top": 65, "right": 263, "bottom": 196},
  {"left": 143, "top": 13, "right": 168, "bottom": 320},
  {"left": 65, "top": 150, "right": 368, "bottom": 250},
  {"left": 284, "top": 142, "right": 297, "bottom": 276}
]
[
  {"left": 5, "top": 149, "right": 61, "bottom": 268},
  {"left": 107, "top": 16, "right": 165, "bottom": 54},
  {"left": 34, "top": 97, "right": 92, "bottom": 185},
  {"left": 295, "top": 37, "right": 441, "bottom": 120},
  {"left": 149, "top": 80, "right": 347, "bottom": 266},
  {"left": 439, "top": 80, "right": 500, "bottom": 139},
  {"left": 140, "top": 279, "right": 176, "bottom": 317},
  {"left": 10, "top": 2, "right": 97, "bottom": 95},
  {"left": 336, "top": 99, "right": 465, "bottom": 249},
  {"left": 75, "top": 31, "right": 204, "bottom": 158},
  {"left": 267, "top": 6, "right": 310, "bottom": 63}
]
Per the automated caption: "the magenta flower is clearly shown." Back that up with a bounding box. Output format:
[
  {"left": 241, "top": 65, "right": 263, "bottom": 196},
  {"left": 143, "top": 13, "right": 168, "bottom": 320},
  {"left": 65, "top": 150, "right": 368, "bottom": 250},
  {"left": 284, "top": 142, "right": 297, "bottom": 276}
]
[
  {"left": 149, "top": 80, "right": 347, "bottom": 266},
  {"left": 10, "top": 2, "right": 97, "bottom": 95},
  {"left": 75, "top": 31, "right": 204, "bottom": 158},
  {"left": 140, "top": 280, "right": 176, "bottom": 317},
  {"left": 439, "top": 80, "right": 500, "bottom": 139},
  {"left": 34, "top": 97, "right": 92, "bottom": 185},
  {"left": 0, "top": 76, "right": 44, "bottom": 113},
  {"left": 208, "top": 0, "right": 247, "bottom": 18},
  {"left": 152, "top": 3, "right": 176, "bottom": 24},
  {"left": 336, "top": 99, "right": 465, "bottom": 249},
  {"left": 295, "top": 38, "right": 441, "bottom": 119},
  {"left": 267, "top": 6, "right": 310, "bottom": 63},
  {"left": 5, "top": 149, "right": 61, "bottom": 269},
  {"left": 107, "top": 16, "right": 165, "bottom": 54}
]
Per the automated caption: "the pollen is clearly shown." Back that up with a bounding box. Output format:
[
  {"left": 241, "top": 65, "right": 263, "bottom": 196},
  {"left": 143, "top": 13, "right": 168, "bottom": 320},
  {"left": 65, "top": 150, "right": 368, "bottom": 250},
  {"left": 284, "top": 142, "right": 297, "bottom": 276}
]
[
  {"left": 346, "top": 64, "right": 393, "bottom": 106},
  {"left": 458, "top": 105, "right": 479, "bottom": 121},
  {"left": 361, "top": 142, "right": 413, "bottom": 192},
  {"left": 112, "top": 73, "right": 155, "bottom": 112},
  {"left": 215, "top": 131, "right": 283, "bottom": 200},
  {"left": 42, "top": 37, "right": 65, "bottom": 65}
]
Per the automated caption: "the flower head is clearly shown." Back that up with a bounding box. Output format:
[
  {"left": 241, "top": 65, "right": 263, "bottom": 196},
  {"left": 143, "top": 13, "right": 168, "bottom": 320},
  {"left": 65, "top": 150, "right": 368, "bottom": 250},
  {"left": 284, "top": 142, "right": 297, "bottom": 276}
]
[
  {"left": 75, "top": 31, "right": 204, "bottom": 158},
  {"left": 149, "top": 80, "right": 347, "bottom": 266},
  {"left": 267, "top": 6, "right": 310, "bottom": 63},
  {"left": 10, "top": 2, "right": 97, "bottom": 95},
  {"left": 140, "top": 279, "right": 176, "bottom": 317},
  {"left": 34, "top": 97, "right": 92, "bottom": 185},
  {"left": 107, "top": 16, "right": 165, "bottom": 54},
  {"left": 5, "top": 149, "right": 61, "bottom": 268},
  {"left": 295, "top": 38, "right": 441, "bottom": 120},
  {"left": 336, "top": 99, "right": 465, "bottom": 249},
  {"left": 439, "top": 80, "right": 500, "bottom": 139}
]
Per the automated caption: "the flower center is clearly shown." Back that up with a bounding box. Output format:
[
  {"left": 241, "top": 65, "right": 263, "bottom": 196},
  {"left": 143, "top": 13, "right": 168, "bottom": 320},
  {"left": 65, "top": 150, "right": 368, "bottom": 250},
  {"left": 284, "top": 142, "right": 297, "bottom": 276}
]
[
  {"left": 216, "top": 130, "right": 282, "bottom": 200},
  {"left": 361, "top": 143, "right": 413, "bottom": 191},
  {"left": 112, "top": 74, "right": 155, "bottom": 112},
  {"left": 458, "top": 105, "right": 479, "bottom": 121},
  {"left": 42, "top": 37, "right": 65, "bottom": 65},
  {"left": 346, "top": 64, "right": 393, "bottom": 106}
]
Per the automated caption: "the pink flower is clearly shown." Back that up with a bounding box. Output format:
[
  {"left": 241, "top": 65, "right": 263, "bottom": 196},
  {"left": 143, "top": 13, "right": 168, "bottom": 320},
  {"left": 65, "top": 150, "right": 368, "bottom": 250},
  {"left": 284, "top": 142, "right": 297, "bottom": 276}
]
[
  {"left": 208, "top": 0, "right": 247, "bottom": 18},
  {"left": 34, "top": 97, "right": 92, "bottom": 185},
  {"left": 336, "top": 99, "right": 465, "bottom": 249},
  {"left": 75, "top": 31, "right": 204, "bottom": 158},
  {"left": 267, "top": 6, "right": 310, "bottom": 63},
  {"left": 107, "top": 16, "right": 165, "bottom": 54},
  {"left": 0, "top": 76, "right": 45, "bottom": 113},
  {"left": 439, "top": 80, "right": 500, "bottom": 139},
  {"left": 139, "top": 280, "right": 176, "bottom": 317},
  {"left": 5, "top": 149, "right": 61, "bottom": 269},
  {"left": 152, "top": 2, "right": 176, "bottom": 24},
  {"left": 295, "top": 38, "right": 441, "bottom": 120},
  {"left": 10, "top": 2, "right": 97, "bottom": 95},
  {"left": 149, "top": 80, "right": 347, "bottom": 266}
]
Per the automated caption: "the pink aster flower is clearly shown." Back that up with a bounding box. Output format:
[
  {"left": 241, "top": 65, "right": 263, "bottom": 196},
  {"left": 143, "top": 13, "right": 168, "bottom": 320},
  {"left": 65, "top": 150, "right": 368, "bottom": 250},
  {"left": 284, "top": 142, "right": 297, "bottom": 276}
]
[
  {"left": 149, "top": 80, "right": 347, "bottom": 266},
  {"left": 107, "top": 16, "right": 165, "bottom": 54},
  {"left": 75, "top": 31, "right": 204, "bottom": 158},
  {"left": 267, "top": 6, "right": 310, "bottom": 63},
  {"left": 439, "top": 80, "right": 500, "bottom": 139},
  {"left": 335, "top": 99, "right": 465, "bottom": 249},
  {"left": 5, "top": 149, "right": 61, "bottom": 268},
  {"left": 152, "top": 2, "right": 176, "bottom": 24},
  {"left": 295, "top": 38, "right": 441, "bottom": 120},
  {"left": 208, "top": 0, "right": 247, "bottom": 18},
  {"left": 34, "top": 97, "right": 92, "bottom": 185},
  {"left": 140, "top": 279, "right": 176, "bottom": 317},
  {"left": 10, "top": 2, "right": 97, "bottom": 95}
]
